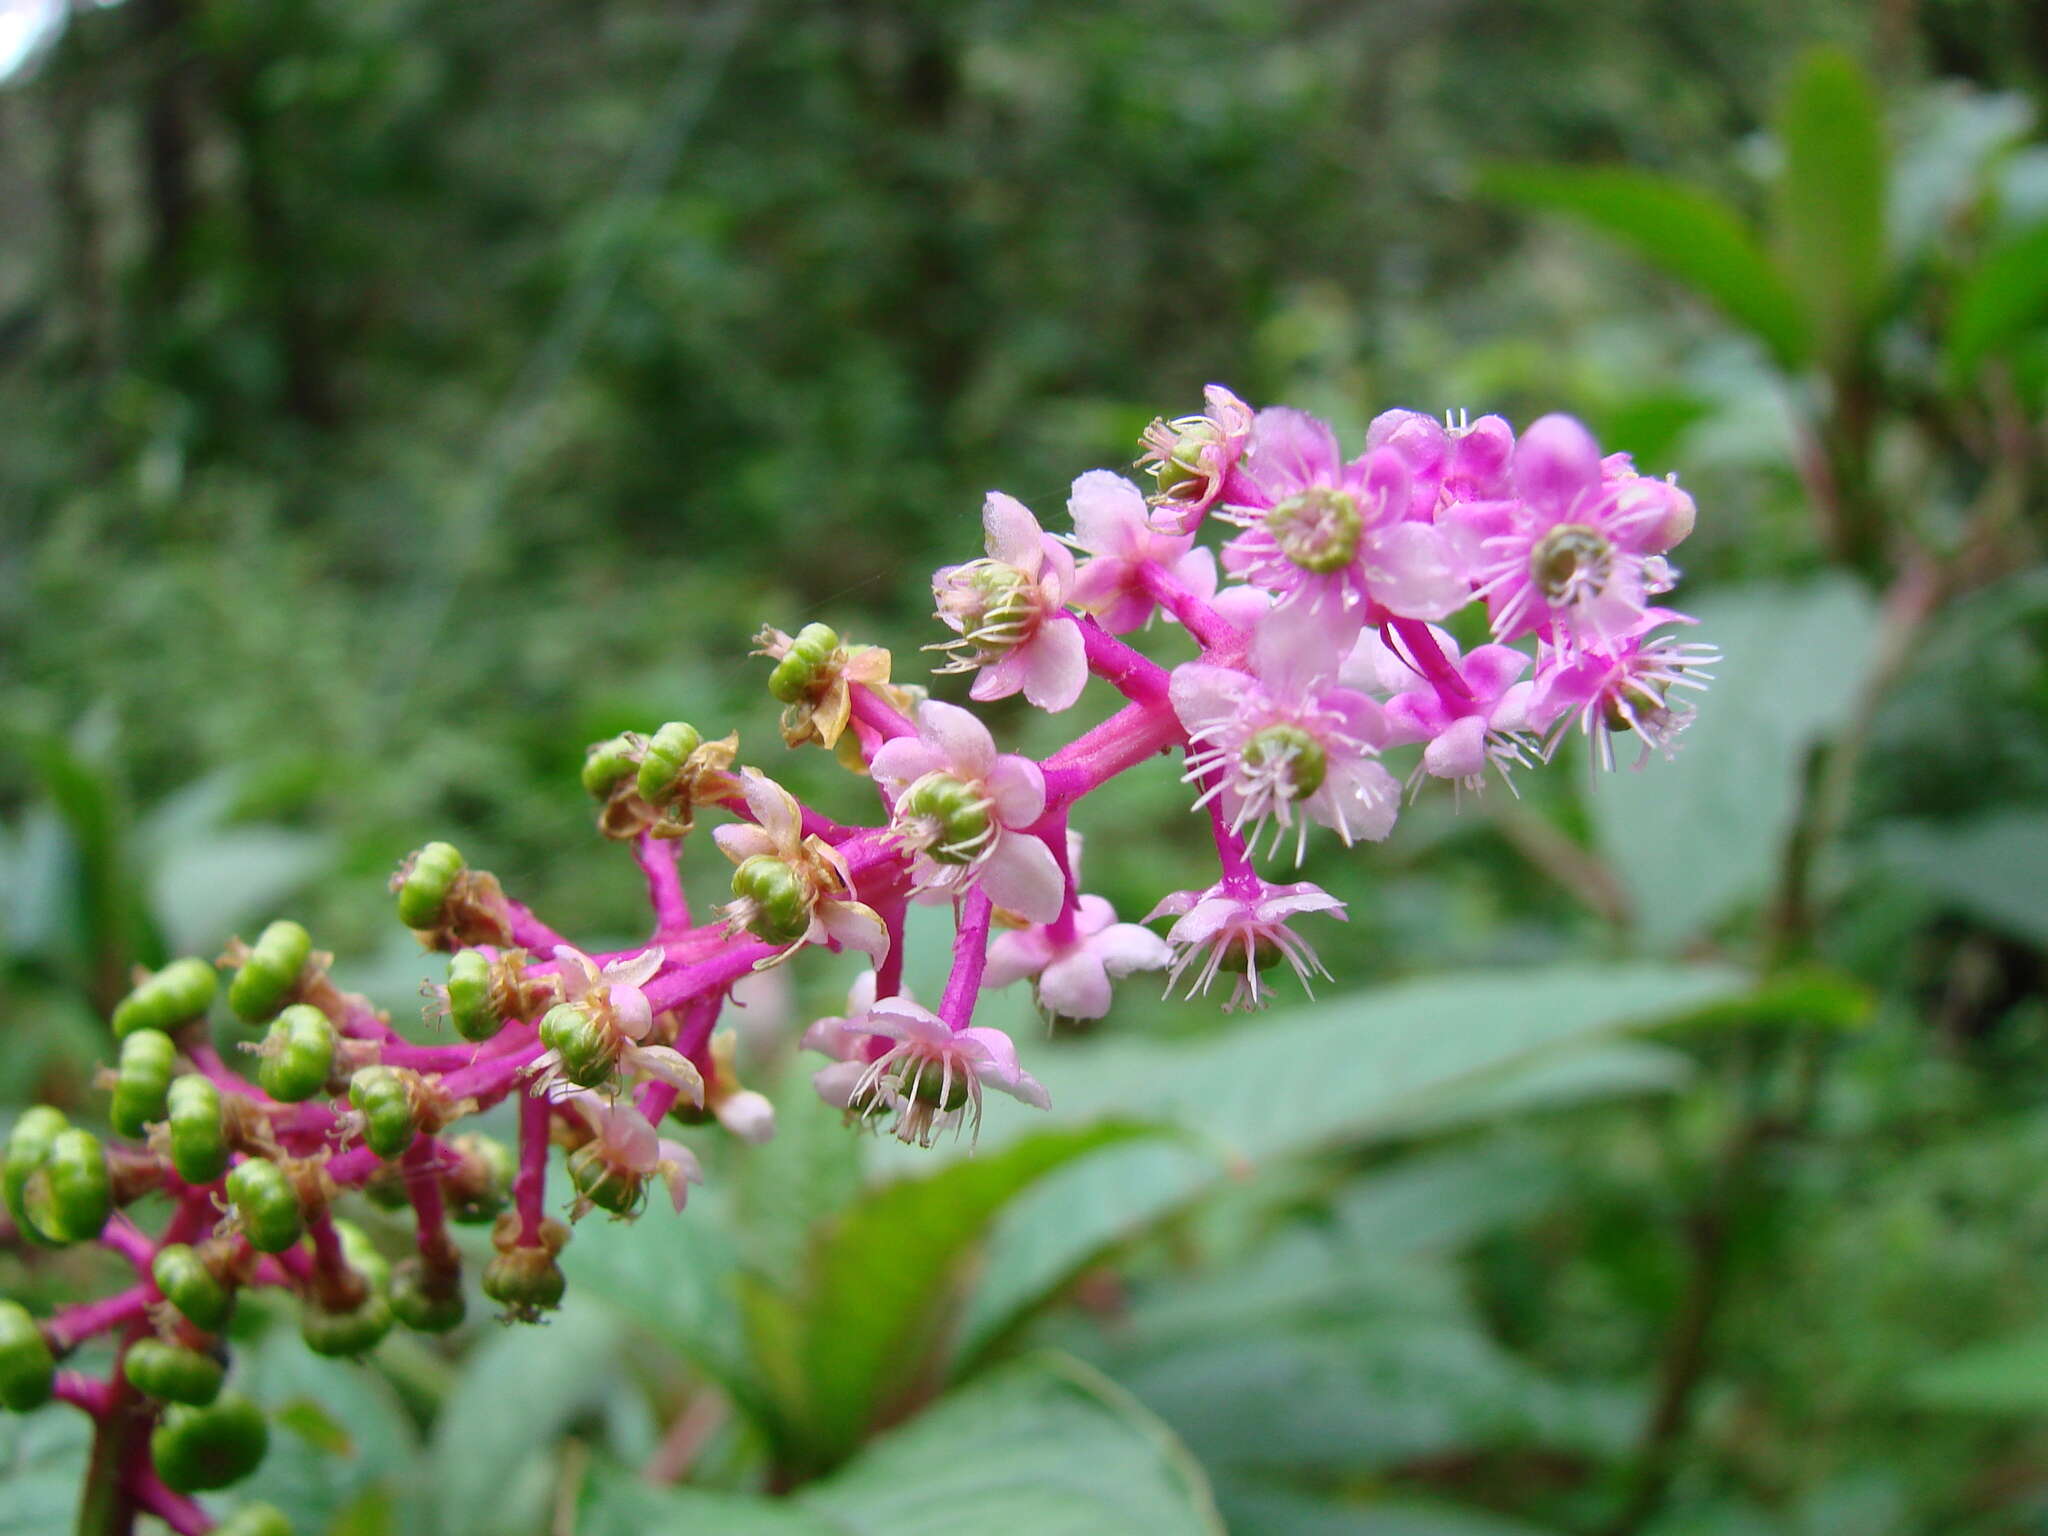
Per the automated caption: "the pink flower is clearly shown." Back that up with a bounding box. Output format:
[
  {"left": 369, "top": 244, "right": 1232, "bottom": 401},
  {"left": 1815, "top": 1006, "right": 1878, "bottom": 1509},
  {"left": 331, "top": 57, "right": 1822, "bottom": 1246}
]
[
  {"left": 1356, "top": 626, "right": 1544, "bottom": 794},
  {"left": 932, "top": 492, "right": 1088, "bottom": 712},
  {"left": 1461, "top": 415, "right": 1693, "bottom": 654},
  {"left": 871, "top": 701, "right": 1065, "bottom": 922},
  {"left": 1138, "top": 384, "right": 1254, "bottom": 533},
  {"left": 713, "top": 770, "right": 889, "bottom": 966},
  {"left": 801, "top": 970, "right": 899, "bottom": 1111},
  {"left": 527, "top": 945, "right": 705, "bottom": 1105},
  {"left": 1064, "top": 470, "right": 1218, "bottom": 634},
  {"left": 1172, "top": 620, "right": 1400, "bottom": 861},
  {"left": 561, "top": 1091, "right": 703, "bottom": 1219},
  {"left": 1532, "top": 617, "right": 1719, "bottom": 771},
  {"left": 1219, "top": 407, "right": 1470, "bottom": 649},
  {"left": 983, "top": 894, "right": 1173, "bottom": 1019},
  {"left": 847, "top": 998, "right": 1049, "bottom": 1147},
  {"left": 1145, "top": 877, "right": 1347, "bottom": 1013},
  {"left": 1366, "top": 408, "right": 1518, "bottom": 520}
]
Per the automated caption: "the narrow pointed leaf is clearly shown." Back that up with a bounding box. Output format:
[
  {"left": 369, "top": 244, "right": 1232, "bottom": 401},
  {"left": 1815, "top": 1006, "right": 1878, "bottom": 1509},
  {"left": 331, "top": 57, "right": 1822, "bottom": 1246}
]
[
  {"left": 1945, "top": 220, "right": 2048, "bottom": 380},
  {"left": 1774, "top": 46, "right": 1889, "bottom": 355}
]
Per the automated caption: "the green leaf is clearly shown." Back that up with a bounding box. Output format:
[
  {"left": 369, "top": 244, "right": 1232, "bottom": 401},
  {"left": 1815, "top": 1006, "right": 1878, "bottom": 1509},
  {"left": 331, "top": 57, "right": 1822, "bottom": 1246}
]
[
  {"left": 1948, "top": 222, "right": 2048, "bottom": 381},
  {"left": 1773, "top": 47, "right": 1889, "bottom": 356},
  {"left": 961, "top": 964, "right": 1736, "bottom": 1358},
  {"left": 1216, "top": 1481, "right": 1566, "bottom": 1536},
  {"left": 235, "top": 1328, "right": 423, "bottom": 1536},
  {"left": 1477, "top": 163, "right": 1809, "bottom": 369},
  {"left": 758, "top": 1122, "right": 1156, "bottom": 1472},
  {"left": 1646, "top": 965, "right": 1874, "bottom": 1036},
  {"left": 1907, "top": 1325, "right": 2048, "bottom": 1413},
  {"left": 0, "top": 1407, "right": 90, "bottom": 1534},
  {"left": 1586, "top": 577, "right": 1881, "bottom": 948},
  {"left": 1873, "top": 810, "right": 2048, "bottom": 949},
  {"left": 426, "top": 1298, "right": 622, "bottom": 1536},
  {"left": 582, "top": 1353, "right": 1222, "bottom": 1536}
]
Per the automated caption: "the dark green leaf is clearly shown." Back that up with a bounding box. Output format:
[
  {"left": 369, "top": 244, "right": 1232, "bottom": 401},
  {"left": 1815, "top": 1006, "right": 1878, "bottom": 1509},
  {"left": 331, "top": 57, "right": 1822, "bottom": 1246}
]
[
  {"left": 1477, "top": 163, "right": 1809, "bottom": 368},
  {"left": 1948, "top": 222, "right": 2048, "bottom": 381},
  {"left": 1773, "top": 46, "right": 1889, "bottom": 356}
]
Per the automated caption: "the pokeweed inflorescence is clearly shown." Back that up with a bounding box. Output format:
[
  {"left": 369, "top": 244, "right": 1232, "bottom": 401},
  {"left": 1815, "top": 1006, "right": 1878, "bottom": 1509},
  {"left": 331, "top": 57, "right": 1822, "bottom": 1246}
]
[{"left": 0, "top": 387, "right": 1714, "bottom": 1533}]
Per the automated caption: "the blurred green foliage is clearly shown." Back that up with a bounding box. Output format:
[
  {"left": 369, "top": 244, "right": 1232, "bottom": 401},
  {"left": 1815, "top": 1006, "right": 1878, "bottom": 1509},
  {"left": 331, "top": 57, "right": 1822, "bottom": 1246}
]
[{"left": 3, "top": 2, "right": 2048, "bottom": 1534}]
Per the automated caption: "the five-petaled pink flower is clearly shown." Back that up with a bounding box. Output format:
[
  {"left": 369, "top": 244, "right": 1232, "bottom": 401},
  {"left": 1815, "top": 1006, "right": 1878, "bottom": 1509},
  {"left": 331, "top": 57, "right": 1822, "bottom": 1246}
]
[
  {"left": 1065, "top": 470, "right": 1218, "bottom": 634},
  {"left": 847, "top": 997, "right": 1050, "bottom": 1147},
  {"left": 932, "top": 491, "right": 1088, "bottom": 711},
  {"left": 983, "top": 894, "right": 1173, "bottom": 1019},
  {"left": 1146, "top": 877, "right": 1347, "bottom": 1013}
]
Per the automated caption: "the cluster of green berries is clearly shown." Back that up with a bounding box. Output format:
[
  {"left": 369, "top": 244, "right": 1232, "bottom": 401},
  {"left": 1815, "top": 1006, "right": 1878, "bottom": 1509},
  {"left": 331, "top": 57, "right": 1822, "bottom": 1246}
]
[{"left": 581, "top": 719, "right": 740, "bottom": 839}]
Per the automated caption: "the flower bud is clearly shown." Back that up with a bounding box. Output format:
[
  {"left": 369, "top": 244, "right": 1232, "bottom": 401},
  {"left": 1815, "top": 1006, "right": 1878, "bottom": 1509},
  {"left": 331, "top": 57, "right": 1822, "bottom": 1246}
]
[
  {"left": 538, "top": 1004, "right": 616, "bottom": 1090},
  {"left": 112, "top": 958, "right": 218, "bottom": 1039},
  {"left": 226, "top": 1160, "right": 303, "bottom": 1253},
  {"left": 228, "top": 921, "right": 312, "bottom": 1023},
  {"left": 152, "top": 1244, "right": 234, "bottom": 1332},
  {"left": 300, "top": 1291, "right": 393, "bottom": 1358},
  {"left": 635, "top": 721, "right": 705, "bottom": 807},
  {"left": 389, "top": 1260, "right": 465, "bottom": 1334},
  {"left": 110, "top": 1029, "right": 178, "bottom": 1139},
  {"left": 0, "top": 1300, "right": 54, "bottom": 1412},
  {"left": 443, "top": 951, "right": 501, "bottom": 1043},
  {"left": 216, "top": 1505, "right": 293, "bottom": 1536},
  {"left": 580, "top": 734, "right": 639, "bottom": 799},
  {"left": 767, "top": 624, "right": 841, "bottom": 704},
  {"left": 442, "top": 1134, "right": 514, "bottom": 1225},
  {"left": 22, "top": 1127, "right": 112, "bottom": 1244},
  {"left": 347, "top": 1067, "right": 418, "bottom": 1160},
  {"left": 4, "top": 1106, "right": 69, "bottom": 1246},
  {"left": 256, "top": 1005, "right": 336, "bottom": 1103},
  {"left": 395, "top": 842, "right": 463, "bottom": 931},
  {"left": 896, "top": 775, "right": 992, "bottom": 865},
  {"left": 151, "top": 1392, "right": 269, "bottom": 1493},
  {"left": 124, "top": 1338, "right": 225, "bottom": 1406},
  {"left": 729, "top": 855, "right": 812, "bottom": 947}
]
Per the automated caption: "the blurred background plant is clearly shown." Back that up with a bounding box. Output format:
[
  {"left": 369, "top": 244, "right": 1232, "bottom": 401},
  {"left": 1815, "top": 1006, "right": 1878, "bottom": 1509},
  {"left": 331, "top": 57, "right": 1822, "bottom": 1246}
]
[{"left": 2, "top": 1, "right": 2046, "bottom": 1533}]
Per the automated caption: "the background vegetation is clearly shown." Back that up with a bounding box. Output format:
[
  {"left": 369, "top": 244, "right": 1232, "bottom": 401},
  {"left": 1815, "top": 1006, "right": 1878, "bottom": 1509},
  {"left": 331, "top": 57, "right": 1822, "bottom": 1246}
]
[{"left": 3, "top": 1, "right": 2047, "bottom": 1532}]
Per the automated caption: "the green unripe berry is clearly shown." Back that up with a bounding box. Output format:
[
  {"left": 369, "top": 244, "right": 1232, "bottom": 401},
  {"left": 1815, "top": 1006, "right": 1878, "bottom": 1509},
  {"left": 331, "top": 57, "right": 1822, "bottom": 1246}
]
[
  {"left": 152, "top": 1244, "right": 233, "bottom": 1332},
  {"left": 347, "top": 1067, "right": 417, "bottom": 1159},
  {"left": 256, "top": 1005, "right": 335, "bottom": 1103},
  {"left": 396, "top": 843, "right": 464, "bottom": 931},
  {"left": 389, "top": 1263, "right": 465, "bottom": 1333},
  {"left": 580, "top": 735, "right": 639, "bottom": 799},
  {"left": 228, "top": 921, "right": 312, "bottom": 1023},
  {"left": 112, "top": 958, "right": 219, "bottom": 1039},
  {"left": 24, "top": 1128, "right": 111, "bottom": 1244},
  {"left": 4, "top": 1106, "right": 70, "bottom": 1245},
  {"left": 444, "top": 951, "right": 501, "bottom": 1042},
  {"left": 898, "top": 774, "right": 992, "bottom": 864},
  {"left": 151, "top": 1392, "right": 269, "bottom": 1493},
  {"left": 636, "top": 721, "right": 705, "bottom": 806},
  {"left": 445, "top": 1134, "right": 514, "bottom": 1224},
  {"left": 215, "top": 1504, "right": 293, "bottom": 1536},
  {"left": 300, "top": 1292, "right": 393, "bottom": 1358},
  {"left": 0, "top": 1301, "right": 54, "bottom": 1412},
  {"left": 124, "top": 1338, "right": 225, "bottom": 1406},
  {"left": 538, "top": 1004, "right": 615, "bottom": 1090},
  {"left": 110, "top": 1029, "right": 178, "bottom": 1139},
  {"left": 166, "top": 1076, "right": 228, "bottom": 1186},
  {"left": 226, "top": 1160, "right": 303, "bottom": 1253},
  {"left": 731, "top": 855, "right": 811, "bottom": 947},
  {"left": 568, "top": 1145, "right": 642, "bottom": 1216},
  {"left": 1216, "top": 934, "right": 1284, "bottom": 975},
  {"left": 481, "top": 1251, "right": 566, "bottom": 1315},
  {"left": 768, "top": 623, "right": 841, "bottom": 703}
]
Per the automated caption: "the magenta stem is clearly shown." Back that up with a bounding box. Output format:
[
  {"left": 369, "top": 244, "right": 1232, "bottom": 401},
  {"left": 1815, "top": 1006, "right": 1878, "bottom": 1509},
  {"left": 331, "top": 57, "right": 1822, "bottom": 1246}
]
[
  {"left": 1385, "top": 617, "right": 1475, "bottom": 710},
  {"left": 1040, "top": 697, "right": 1186, "bottom": 810},
  {"left": 939, "top": 891, "right": 995, "bottom": 1030},
  {"left": 1076, "top": 616, "right": 1171, "bottom": 704},
  {"left": 636, "top": 1080, "right": 682, "bottom": 1124},
  {"left": 1142, "top": 563, "right": 1246, "bottom": 657},
  {"left": 100, "top": 1218, "right": 156, "bottom": 1273},
  {"left": 127, "top": 1467, "right": 212, "bottom": 1536},
  {"left": 504, "top": 899, "right": 571, "bottom": 954},
  {"left": 47, "top": 1286, "right": 152, "bottom": 1350},
  {"left": 402, "top": 1140, "right": 453, "bottom": 1259},
  {"left": 1203, "top": 773, "right": 1260, "bottom": 893},
  {"left": 53, "top": 1371, "right": 115, "bottom": 1417},
  {"left": 439, "top": 1039, "right": 543, "bottom": 1102},
  {"left": 515, "top": 1090, "right": 551, "bottom": 1244},
  {"left": 635, "top": 833, "right": 692, "bottom": 934},
  {"left": 849, "top": 684, "right": 918, "bottom": 742},
  {"left": 874, "top": 898, "right": 909, "bottom": 998},
  {"left": 1042, "top": 809, "right": 1079, "bottom": 946}
]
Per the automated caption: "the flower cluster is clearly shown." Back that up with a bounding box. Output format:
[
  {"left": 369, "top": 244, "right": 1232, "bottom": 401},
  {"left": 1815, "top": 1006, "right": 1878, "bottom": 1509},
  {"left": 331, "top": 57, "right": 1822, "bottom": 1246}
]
[{"left": 0, "top": 386, "right": 1712, "bottom": 1534}]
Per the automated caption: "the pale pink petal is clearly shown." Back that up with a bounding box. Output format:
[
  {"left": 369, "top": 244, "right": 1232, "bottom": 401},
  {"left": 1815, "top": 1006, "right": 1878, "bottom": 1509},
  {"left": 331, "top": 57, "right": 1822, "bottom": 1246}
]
[
  {"left": 1068, "top": 469, "right": 1150, "bottom": 556},
  {"left": 739, "top": 769, "right": 803, "bottom": 847},
  {"left": 1363, "top": 521, "right": 1469, "bottom": 620},
  {"left": 1092, "top": 923, "right": 1173, "bottom": 975},
  {"left": 984, "top": 928, "right": 1054, "bottom": 988},
  {"left": 626, "top": 1044, "right": 705, "bottom": 1106},
  {"left": 867, "top": 997, "right": 951, "bottom": 1048},
  {"left": 607, "top": 982, "right": 653, "bottom": 1041},
  {"left": 957, "top": 1026, "right": 1051, "bottom": 1110},
  {"left": 813, "top": 1059, "right": 867, "bottom": 1109},
  {"left": 551, "top": 946, "right": 600, "bottom": 1003},
  {"left": 985, "top": 754, "right": 1047, "bottom": 828},
  {"left": 818, "top": 899, "right": 889, "bottom": 962},
  {"left": 715, "top": 1091, "right": 777, "bottom": 1144},
  {"left": 1037, "top": 536, "right": 1076, "bottom": 594},
  {"left": 712, "top": 824, "right": 776, "bottom": 864},
  {"left": 1461, "top": 644, "right": 1532, "bottom": 701},
  {"left": 1092, "top": 587, "right": 1156, "bottom": 636},
  {"left": 607, "top": 947, "right": 665, "bottom": 990},
  {"left": 869, "top": 736, "right": 942, "bottom": 791},
  {"left": 982, "top": 492, "right": 1044, "bottom": 572},
  {"left": 1016, "top": 617, "right": 1087, "bottom": 712},
  {"left": 970, "top": 647, "right": 1029, "bottom": 703},
  {"left": 1210, "top": 583, "right": 1272, "bottom": 632},
  {"left": 1038, "top": 952, "right": 1113, "bottom": 1019},
  {"left": 1238, "top": 408, "right": 1341, "bottom": 505},
  {"left": 918, "top": 700, "right": 996, "bottom": 781},
  {"left": 1170, "top": 545, "right": 1218, "bottom": 599},
  {"left": 655, "top": 1141, "right": 704, "bottom": 1211},
  {"left": 1170, "top": 661, "right": 1254, "bottom": 734},
  {"left": 1513, "top": 413, "right": 1602, "bottom": 518},
  {"left": 977, "top": 831, "right": 1064, "bottom": 923},
  {"left": 1422, "top": 716, "right": 1491, "bottom": 781}
]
